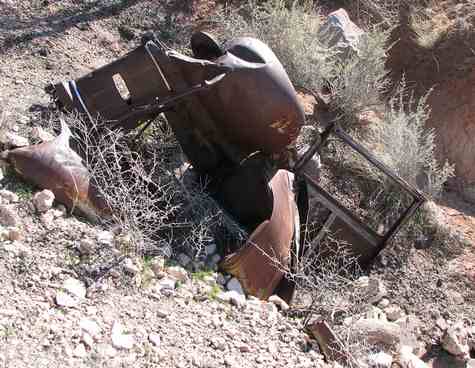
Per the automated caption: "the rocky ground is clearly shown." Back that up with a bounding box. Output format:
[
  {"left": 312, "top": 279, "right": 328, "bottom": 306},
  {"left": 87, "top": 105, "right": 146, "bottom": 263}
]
[{"left": 1, "top": 1, "right": 475, "bottom": 368}]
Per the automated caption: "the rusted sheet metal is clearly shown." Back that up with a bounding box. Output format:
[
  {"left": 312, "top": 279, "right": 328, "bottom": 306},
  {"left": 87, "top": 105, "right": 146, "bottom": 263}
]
[
  {"left": 1, "top": 121, "right": 109, "bottom": 222},
  {"left": 220, "top": 169, "right": 297, "bottom": 302},
  {"left": 307, "top": 320, "right": 353, "bottom": 365},
  {"left": 52, "top": 33, "right": 304, "bottom": 173}
]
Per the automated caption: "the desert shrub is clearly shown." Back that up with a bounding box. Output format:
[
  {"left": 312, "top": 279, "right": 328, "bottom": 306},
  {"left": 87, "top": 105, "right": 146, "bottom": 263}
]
[
  {"left": 217, "top": 0, "right": 457, "bottom": 251},
  {"left": 67, "top": 114, "right": 244, "bottom": 261},
  {"left": 366, "top": 80, "right": 455, "bottom": 198},
  {"left": 216, "top": 0, "right": 390, "bottom": 128},
  {"left": 216, "top": 0, "right": 338, "bottom": 93}
]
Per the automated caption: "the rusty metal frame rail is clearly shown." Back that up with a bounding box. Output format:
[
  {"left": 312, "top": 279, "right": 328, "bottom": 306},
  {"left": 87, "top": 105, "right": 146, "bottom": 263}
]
[{"left": 295, "top": 123, "right": 427, "bottom": 264}]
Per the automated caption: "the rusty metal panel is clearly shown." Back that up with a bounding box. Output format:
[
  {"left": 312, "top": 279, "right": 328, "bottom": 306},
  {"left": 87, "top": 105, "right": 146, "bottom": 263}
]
[
  {"left": 220, "top": 169, "right": 297, "bottom": 301},
  {"left": 307, "top": 320, "right": 353, "bottom": 365},
  {"left": 52, "top": 34, "right": 305, "bottom": 174},
  {"left": 2, "top": 121, "right": 109, "bottom": 222}
]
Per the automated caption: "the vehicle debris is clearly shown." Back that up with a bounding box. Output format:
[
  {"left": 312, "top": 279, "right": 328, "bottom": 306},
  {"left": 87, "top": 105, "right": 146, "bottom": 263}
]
[
  {"left": 6, "top": 31, "right": 424, "bottom": 303},
  {"left": 307, "top": 319, "right": 354, "bottom": 365},
  {"left": 1, "top": 120, "right": 109, "bottom": 222}
]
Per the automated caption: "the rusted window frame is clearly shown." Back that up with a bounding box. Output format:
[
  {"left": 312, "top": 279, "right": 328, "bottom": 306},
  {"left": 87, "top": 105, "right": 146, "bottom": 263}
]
[{"left": 294, "top": 123, "right": 427, "bottom": 264}]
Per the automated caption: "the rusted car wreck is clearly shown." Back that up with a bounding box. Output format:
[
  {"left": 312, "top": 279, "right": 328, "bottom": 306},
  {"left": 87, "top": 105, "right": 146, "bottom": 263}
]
[{"left": 4, "top": 32, "right": 425, "bottom": 303}]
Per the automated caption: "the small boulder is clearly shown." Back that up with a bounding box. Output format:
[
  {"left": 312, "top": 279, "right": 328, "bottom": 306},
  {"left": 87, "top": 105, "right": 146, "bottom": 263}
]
[
  {"left": 364, "top": 306, "right": 387, "bottom": 321},
  {"left": 205, "top": 242, "right": 217, "bottom": 255},
  {"left": 166, "top": 265, "right": 188, "bottom": 282},
  {"left": 0, "top": 205, "right": 20, "bottom": 227},
  {"left": 318, "top": 8, "right": 364, "bottom": 59},
  {"left": 158, "top": 278, "right": 176, "bottom": 291},
  {"left": 227, "top": 277, "right": 244, "bottom": 295},
  {"left": 442, "top": 321, "right": 470, "bottom": 360},
  {"left": 354, "top": 318, "right": 401, "bottom": 346},
  {"left": 63, "top": 277, "right": 87, "bottom": 298},
  {"left": 80, "top": 319, "right": 101, "bottom": 339},
  {"left": 368, "top": 351, "right": 392, "bottom": 368},
  {"left": 78, "top": 238, "right": 95, "bottom": 256},
  {"left": 31, "top": 126, "right": 54, "bottom": 142},
  {"left": 111, "top": 322, "right": 134, "bottom": 350},
  {"left": 0, "top": 190, "right": 19, "bottom": 203},
  {"left": 386, "top": 305, "right": 404, "bottom": 322},
  {"left": 367, "top": 278, "right": 388, "bottom": 304},
  {"left": 32, "top": 190, "right": 54, "bottom": 213},
  {"left": 123, "top": 258, "right": 140, "bottom": 275},
  {"left": 268, "top": 295, "right": 290, "bottom": 311},
  {"left": 398, "top": 346, "right": 429, "bottom": 368},
  {"left": 0, "top": 132, "right": 29, "bottom": 148},
  {"left": 148, "top": 332, "right": 161, "bottom": 347},
  {"left": 96, "top": 230, "right": 114, "bottom": 245}
]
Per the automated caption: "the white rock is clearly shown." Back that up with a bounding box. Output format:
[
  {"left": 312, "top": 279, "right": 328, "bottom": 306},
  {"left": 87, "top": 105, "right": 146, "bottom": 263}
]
[
  {"left": 354, "top": 319, "right": 401, "bottom": 346},
  {"left": 123, "top": 258, "right": 140, "bottom": 275},
  {"left": 55, "top": 291, "right": 78, "bottom": 308},
  {"left": 368, "top": 351, "right": 392, "bottom": 368},
  {"left": 148, "top": 332, "right": 161, "bottom": 347},
  {"left": 386, "top": 305, "right": 404, "bottom": 321},
  {"left": 63, "top": 278, "right": 86, "bottom": 298},
  {"left": 0, "top": 190, "right": 18, "bottom": 203},
  {"left": 158, "top": 278, "right": 176, "bottom": 291},
  {"left": 210, "top": 254, "right": 221, "bottom": 265},
  {"left": 442, "top": 321, "right": 470, "bottom": 360},
  {"left": 436, "top": 317, "right": 448, "bottom": 331},
  {"left": 32, "top": 190, "right": 55, "bottom": 212},
  {"left": 319, "top": 8, "right": 364, "bottom": 58},
  {"left": 227, "top": 278, "right": 244, "bottom": 295},
  {"left": 80, "top": 319, "right": 101, "bottom": 339},
  {"left": 399, "top": 346, "right": 429, "bottom": 368},
  {"left": 205, "top": 243, "right": 217, "bottom": 255},
  {"left": 228, "top": 291, "right": 246, "bottom": 307},
  {"left": 31, "top": 126, "right": 54, "bottom": 142},
  {"left": 216, "top": 273, "right": 227, "bottom": 286},
  {"left": 365, "top": 306, "right": 387, "bottom": 321},
  {"left": 378, "top": 298, "right": 390, "bottom": 309},
  {"left": 39, "top": 210, "right": 55, "bottom": 228},
  {"left": 268, "top": 295, "right": 289, "bottom": 311},
  {"left": 73, "top": 343, "right": 87, "bottom": 358},
  {"left": 0, "top": 205, "right": 20, "bottom": 227},
  {"left": 150, "top": 257, "right": 165, "bottom": 276},
  {"left": 0, "top": 132, "right": 29, "bottom": 147},
  {"left": 177, "top": 253, "right": 191, "bottom": 267},
  {"left": 261, "top": 302, "right": 279, "bottom": 316},
  {"left": 82, "top": 332, "right": 94, "bottom": 348},
  {"left": 96, "top": 230, "right": 114, "bottom": 245},
  {"left": 96, "top": 344, "right": 117, "bottom": 358},
  {"left": 111, "top": 322, "right": 135, "bottom": 350},
  {"left": 354, "top": 276, "right": 369, "bottom": 289},
  {"left": 166, "top": 266, "right": 188, "bottom": 282}
]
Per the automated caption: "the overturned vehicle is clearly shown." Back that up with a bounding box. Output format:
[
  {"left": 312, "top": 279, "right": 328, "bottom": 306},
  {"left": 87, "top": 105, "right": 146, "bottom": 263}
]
[{"left": 5, "top": 32, "right": 426, "bottom": 304}]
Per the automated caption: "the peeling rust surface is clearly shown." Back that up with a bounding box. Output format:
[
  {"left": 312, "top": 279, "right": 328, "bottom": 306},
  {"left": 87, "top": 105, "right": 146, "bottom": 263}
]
[
  {"left": 220, "top": 170, "right": 297, "bottom": 301},
  {"left": 2, "top": 121, "right": 109, "bottom": 222},
  {"left": 52, "top": 34, "right": 304, "bottom": 173}
]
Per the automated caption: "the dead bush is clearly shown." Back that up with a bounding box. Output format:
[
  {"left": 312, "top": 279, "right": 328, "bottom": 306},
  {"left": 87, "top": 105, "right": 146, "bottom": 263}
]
[{"left": 66, "top": 114, "right": 244, "bottom": 263}]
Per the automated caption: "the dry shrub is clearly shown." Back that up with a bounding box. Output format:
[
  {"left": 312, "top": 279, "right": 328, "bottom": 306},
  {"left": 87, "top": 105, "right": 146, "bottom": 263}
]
[
  {"left": 67, "top": 114, "right": 244, "bottom": 262},
  {"left": 216, "top": 0, "right": 338, "bottom": 93}
]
